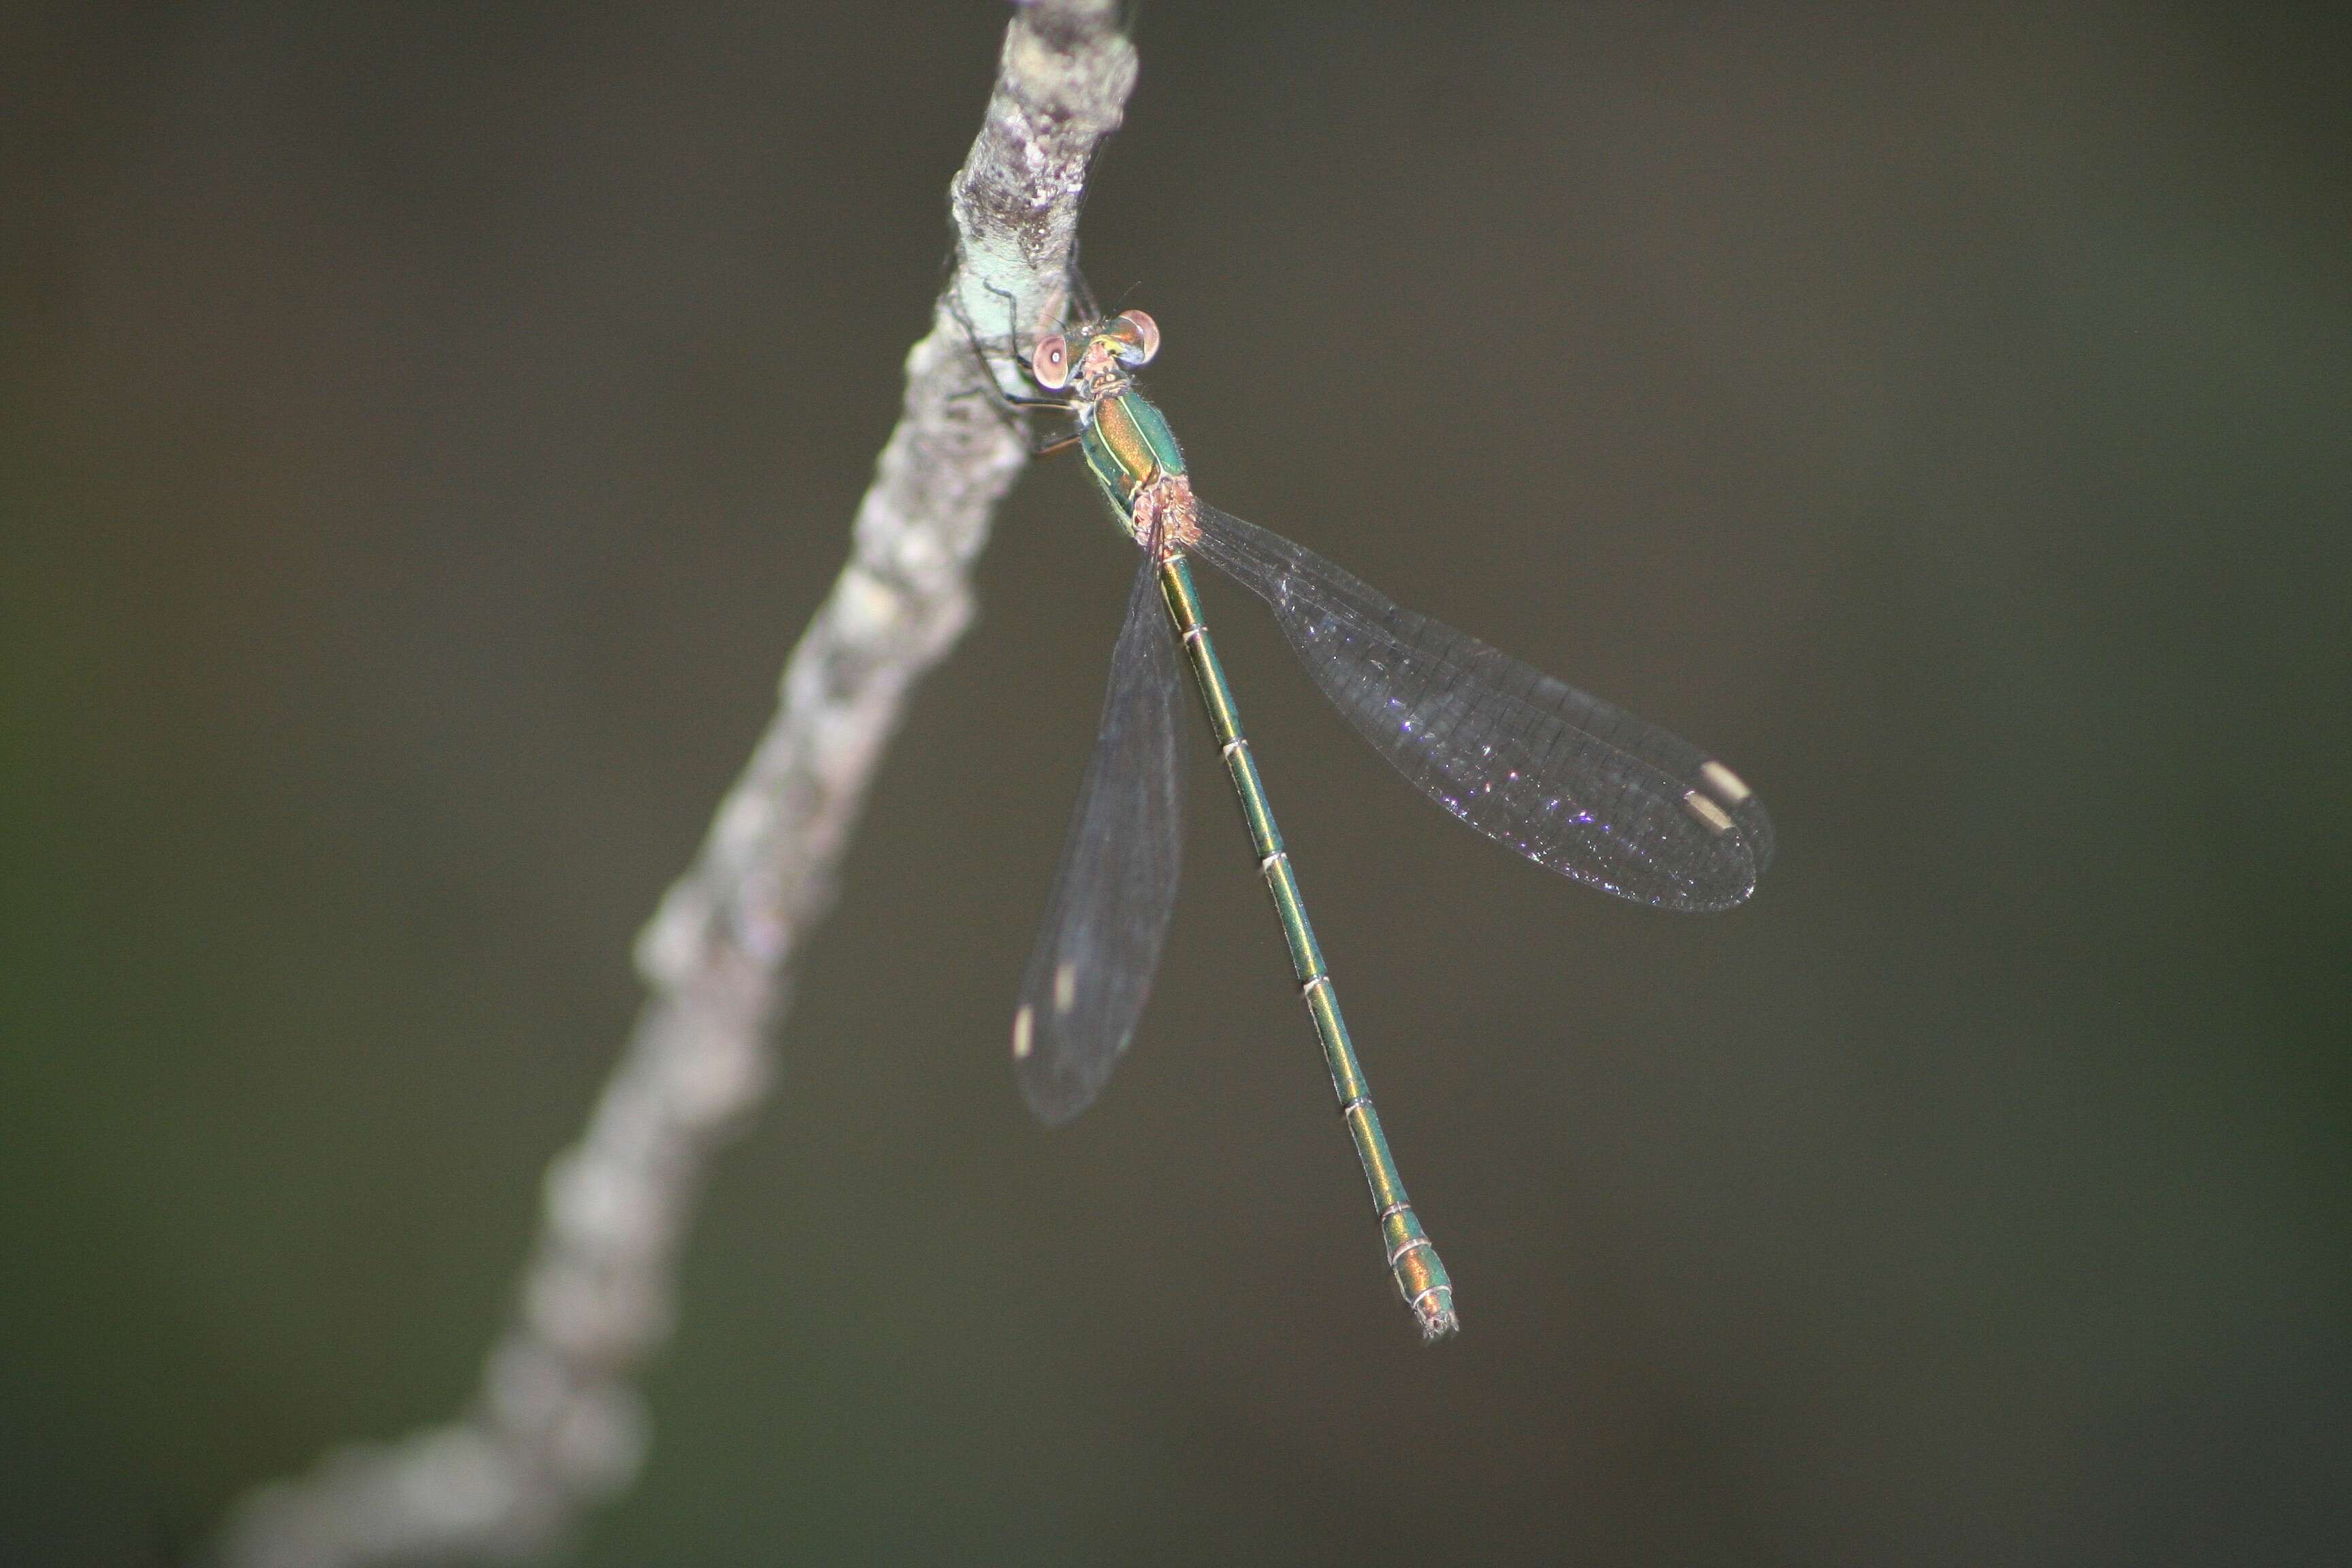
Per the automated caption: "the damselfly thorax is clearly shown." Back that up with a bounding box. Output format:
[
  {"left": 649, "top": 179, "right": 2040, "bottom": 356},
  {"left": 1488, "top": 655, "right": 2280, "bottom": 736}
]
[{"left": 1029, "top": 310, "right": 1201, "bottom": 553}]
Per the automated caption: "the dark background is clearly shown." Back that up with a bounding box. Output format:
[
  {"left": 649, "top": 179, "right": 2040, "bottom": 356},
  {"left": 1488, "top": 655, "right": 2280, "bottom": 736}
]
[{"left": 5, "top": 3, "right": 2347, "bottom": 1563}]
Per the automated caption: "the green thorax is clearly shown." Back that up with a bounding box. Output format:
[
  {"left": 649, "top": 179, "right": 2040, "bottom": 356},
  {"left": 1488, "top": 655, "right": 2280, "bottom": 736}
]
[{"left": 1080, "top": 390, "right": 1186, "bottom": 528}]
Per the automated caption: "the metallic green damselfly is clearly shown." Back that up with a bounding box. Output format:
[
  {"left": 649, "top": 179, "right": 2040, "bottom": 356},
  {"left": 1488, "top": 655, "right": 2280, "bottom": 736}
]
[{"left": 998, "top": 301, "right": 1772, "bottom": 1340}]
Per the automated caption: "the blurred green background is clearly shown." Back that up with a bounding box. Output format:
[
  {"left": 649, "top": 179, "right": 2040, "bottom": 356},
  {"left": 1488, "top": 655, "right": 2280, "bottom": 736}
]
[{"left": 4, "top": 2, "right": 2347, "bottom": 1563}]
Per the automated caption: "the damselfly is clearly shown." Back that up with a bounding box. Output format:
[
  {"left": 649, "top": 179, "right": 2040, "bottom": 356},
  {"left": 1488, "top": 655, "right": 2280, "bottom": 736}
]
[{"left": 991, "top": 297, "right": 1772, "bottom": 1339}]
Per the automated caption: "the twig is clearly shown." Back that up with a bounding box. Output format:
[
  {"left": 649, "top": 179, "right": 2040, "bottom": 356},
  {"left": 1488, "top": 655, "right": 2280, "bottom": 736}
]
[{"left": 212, "top": 5, "right": 1134, "bottom": 1563}]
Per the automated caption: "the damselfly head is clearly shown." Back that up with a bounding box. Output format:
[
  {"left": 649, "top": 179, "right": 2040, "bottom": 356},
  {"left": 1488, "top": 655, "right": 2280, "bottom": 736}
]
[{"left": 1031, "top": 311, "right": 1159, "bottom": 397}]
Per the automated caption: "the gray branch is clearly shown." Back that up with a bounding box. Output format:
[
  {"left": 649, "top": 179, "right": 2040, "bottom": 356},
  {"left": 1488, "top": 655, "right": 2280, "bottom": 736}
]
[{"left": 213, "top": 5, "right": 1134, "bottom": 1563}]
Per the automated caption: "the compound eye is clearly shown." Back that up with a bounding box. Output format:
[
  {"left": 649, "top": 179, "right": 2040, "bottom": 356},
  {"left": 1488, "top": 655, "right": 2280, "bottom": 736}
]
[
  {"left": 1029, "top": 334, "right": 1071, "bottom": 391},
  {"left": 1111, "top": 310, "right": 1160, "bottom": 365}
]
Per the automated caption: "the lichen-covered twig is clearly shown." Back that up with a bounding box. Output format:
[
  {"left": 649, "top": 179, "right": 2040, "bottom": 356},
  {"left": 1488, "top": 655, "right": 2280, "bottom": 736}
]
[{"left": 213, "top": 5, "right": 1134, "bottom": 1563}]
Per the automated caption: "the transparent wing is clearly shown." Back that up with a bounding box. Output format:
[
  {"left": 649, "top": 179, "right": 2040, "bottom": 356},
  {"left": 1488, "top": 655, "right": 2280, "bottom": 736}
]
[
  {"left": 1190, "top": 504, "right": 1771, "bottom": 912},
  {"left": 1014, "top": 549, "right": 1186, "bottom": 1124}
]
